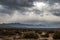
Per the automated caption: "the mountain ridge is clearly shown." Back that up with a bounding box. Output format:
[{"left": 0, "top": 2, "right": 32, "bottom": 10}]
[{"left": 0, "top": 23, "right": 46, "bottom": 28}]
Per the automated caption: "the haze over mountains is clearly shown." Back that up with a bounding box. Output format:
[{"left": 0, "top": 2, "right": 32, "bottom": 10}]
[{"left": 0, "top": 22, "right": 60, "bottom": 28}]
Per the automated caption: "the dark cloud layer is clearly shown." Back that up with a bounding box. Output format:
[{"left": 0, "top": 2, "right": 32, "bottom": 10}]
[
  {"left": 50, "top": 9, "right": 60, "bottom": 16},
  {"left": 0, "top": 0, "right": 34, "bottom": 8},
  {"left": 0, "top": 0, "right": 35, "bottom": 15},
  {"left": 0, "top": 0, "right": 60, "bottom": 16},
  {"left": 0, "top": 7, "right": 13, "bottom": 14},
  {"left": 36, "top": 0, "right": 60, "bottom": 3},
  {"left": 48, "top": 0, "right": 60, "bottom": 16},
  {"left": 48, "top": 0, "right": 60, "bottom": 4}
]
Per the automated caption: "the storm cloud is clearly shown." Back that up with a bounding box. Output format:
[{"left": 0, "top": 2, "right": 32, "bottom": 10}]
[
  {"left": 0, "top": 0, "right": 60, "bottom": 16},
  {"left": 0, "top": 0, "right": 34, "bottom": 8},
  {"left": 0, "top": 0, "right": 35, "bottom": 15},
  {"left": 0, "top": 0, "right": 60, "bottom": 24}
]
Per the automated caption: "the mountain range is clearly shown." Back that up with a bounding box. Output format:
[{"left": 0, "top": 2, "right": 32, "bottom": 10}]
[
  {"left": 0, "top": 23, "right": 46, "bottom": 28},
  {"left": 0, "top": 22, "right": 60, "bottom": 28}
]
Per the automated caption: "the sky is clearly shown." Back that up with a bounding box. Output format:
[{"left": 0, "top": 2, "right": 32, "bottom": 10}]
[{"left": 0, "top": 0, "right": 60, "bottom": 25}]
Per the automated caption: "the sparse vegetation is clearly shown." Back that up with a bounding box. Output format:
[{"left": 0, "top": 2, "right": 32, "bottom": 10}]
[
  {"left": 24, "top": 33, "right": 39, "bottom": 39},
  {"left": 0, "top": 28, "right": 60, "bottom": 40},
  {"left": 53, "top": 32, "right": 60, "bottom": 39}
]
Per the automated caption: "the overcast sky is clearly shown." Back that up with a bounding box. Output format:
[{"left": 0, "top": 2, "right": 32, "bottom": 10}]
[{"left": 0, "top": 0, "right": 60, "bottom": 25}]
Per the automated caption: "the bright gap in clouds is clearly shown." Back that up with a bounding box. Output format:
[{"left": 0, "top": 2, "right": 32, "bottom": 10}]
[
  {"left": 33, "top": 2, "right": 48, "bottom": 10},
  {"left": 0, "top": 5, "right": 4, "bottom": 9}
]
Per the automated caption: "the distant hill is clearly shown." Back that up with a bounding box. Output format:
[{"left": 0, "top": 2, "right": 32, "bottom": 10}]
[
  {"left": 0, "top": 22, "right": 60, "bottom": 28},
  {"left": 0, "top": 23, "right": 46, "bottom": 28}
]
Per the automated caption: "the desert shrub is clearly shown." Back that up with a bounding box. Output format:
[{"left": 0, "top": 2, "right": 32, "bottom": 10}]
[
  {"left": 53, "top": 32, "right": 60, "bottom": 39},
  {"left": 0, "top": 31, "right": 15, "bottom": 36},
  {"left": 4, "top": 32, "right": 14, "bottom": 36},
  {"left": 35, "top": 31, "right": 42, "bottom": 34},
  {"left": 47, "top": 31, "right": 54, "bottom": 34},
  {"left": 24, "top": 33, "right": 39, "bottom": 39}
]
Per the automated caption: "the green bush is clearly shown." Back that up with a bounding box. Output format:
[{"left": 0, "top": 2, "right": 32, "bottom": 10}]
[
  {"left": 35, "top": 31, "right": 42, "bottom": 34},
  {"left": 53, "top": 32, "right": 60, "bottom": 39},
  {"left": 47, "top": 31, "right": 54, "bottom": 34},
  {"left": 24, "top": 33, "right": 39, "bottom": 39}
]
